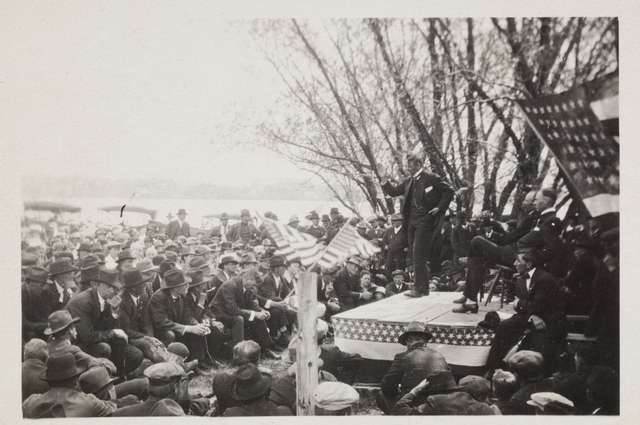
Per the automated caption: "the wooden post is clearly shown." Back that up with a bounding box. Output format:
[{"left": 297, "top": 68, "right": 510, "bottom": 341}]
[{"left": 296, "top": 271, "right": 318, "bottom": 416}]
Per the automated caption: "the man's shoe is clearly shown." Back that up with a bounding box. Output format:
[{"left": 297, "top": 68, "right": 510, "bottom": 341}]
[
  {"left": 276, "top": 332, "right": 292, "bottom": 347},
  {"left": 452, "top": 303, "right": 479, "bottom": 314},
  {"left": 261, "top": 348, "right": 281, "bottom": 360},
  {"left": 404, "top": 289, "right": 423, "bottom": 298},
  {"left": 453, "top": 296, "right": 467, "bottom": 304}
]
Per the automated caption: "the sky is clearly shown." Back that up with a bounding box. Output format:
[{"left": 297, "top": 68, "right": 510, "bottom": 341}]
[{"left": 2, "top": 3, "right": 311, "bottom": 187}]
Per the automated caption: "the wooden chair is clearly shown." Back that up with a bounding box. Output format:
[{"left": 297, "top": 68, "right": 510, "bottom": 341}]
[{"left": 481, "top": 264, "right": 516, "bottom": 307}]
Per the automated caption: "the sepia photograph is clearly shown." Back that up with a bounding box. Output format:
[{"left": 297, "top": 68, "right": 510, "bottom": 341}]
[{"left": 5, "top": 1, "right": 630, "bottom": 419}]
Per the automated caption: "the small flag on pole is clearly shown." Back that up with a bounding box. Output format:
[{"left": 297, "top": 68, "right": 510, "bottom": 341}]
[
  {"left": 316, "top": 224, "right": 380, "bottom": 269},
  {"left": 263, "top": 218, "right": 324, "bottom": 267}
]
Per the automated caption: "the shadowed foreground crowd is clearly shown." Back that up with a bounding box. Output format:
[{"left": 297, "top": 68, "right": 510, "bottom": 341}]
[{"left": 21, "top": 201, "right": 619, "bottom": 416}]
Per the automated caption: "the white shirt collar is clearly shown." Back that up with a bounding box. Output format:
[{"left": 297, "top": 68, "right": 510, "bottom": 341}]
[
  {"left": 97, "top": 291, "right": 106, "bottom": 312},
  {"left": 178, "top": 219, "right": 184, "bottom": 226},
  {"left": 412, "top": 168, "right": 424, "bottom": 179},
  {"left": 540, "top": 207, "right": 556, "bottom": 216},
  {"left": 131, "top": 293, "right": 140, "bottom": 306},
  {"left": 525, "top": 267, "right": 536, "bottom": 291},
  {"left": 394, "top": 226, "right": 401, "bottom": 234}
]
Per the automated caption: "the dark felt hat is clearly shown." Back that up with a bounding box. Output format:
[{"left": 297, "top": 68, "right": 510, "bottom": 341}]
[
  {"left": 239, "top": 253, "right": 259, "bottom": 265},
  {"left": 162, "top": 269, "right": 192, "bottom": 289},
  {"left": 456, "top": 211, "right": 468, "bottom": 220},
  {"left": 40, "top": 353, "right": 85, "bottom": 382},
  {"left": 269, "top": 255, "right": 287, "bottom": 268},
  {"left": 188, "top": 256, "right": 210, "bottom": 271},
  {"left": 122, "top": 268, "right": 148, "bottom": 287},
  {"left": 186, "top": 269, "right": 209, "bottom": 288},
  {"left": 398, "top": 321, "right": 433, "bottom": 345},
  {"left": 79, "top": 366, "right": 118, "bottom": 396},
  {"left": 218, "top": 253, "right": 239, "bottom": 268},
  {"left": 330, "top": 207, "right": 340, "bottom": 214},
  {"left": 22, "top": 254, "right": 39, "bottom": 269},
  {"left": 44, "top": 310, "right": 81, "bottom": 335},
  {"left": 80, "top": 264, "right": 101, "bottom": 283},
  {"left": 177, "top": 209, "right": 188, "bottom": 215},
  {"left": 49, "top": 258, "right": 78, "bottom": 277},
  {"left": 346, "top": 256, "right": 363, "bottom": 268},
  {"left": 158, "top": 260, "right": 177, "bottom": 276},
  {"left": 220, "top": 241, "right": 233, "bottom": 250},
  {"left": 95, "top": 269, "right": 121, "bottom": 288},
  {"left": 79, "top": 254, "right": 101, "bottom": 270},
  {"left": 309, "top": 211, "right": 320, "bottom": 220},
  {"left": 116, "top": 250, "right": 136, "bottom": 263},
  {"left": 321, "top": 214, "right": 331, "bottom": 222},
  {"left": 229, "top": 364, "right": 273, "bottom": 401},
  {"left": 240, "top": 209, "right": 251, "bottom": 217},
  {"left": 25, "top": 267, "right": 49, "bottom": 284},
  {"left": 220, "top": 212, "right": 229, "bottom": 220},
  {"left": 137, "top": 258, "right": 159, "bottom": 273},
  {"left": 78, "top": 242, "right": 92, "bottom": 253}
]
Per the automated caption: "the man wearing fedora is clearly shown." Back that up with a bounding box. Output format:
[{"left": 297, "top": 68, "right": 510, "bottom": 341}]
[
  {"left": 148, "top": 269, "right": 211, "bottom": 356},
  {"left": 223, "top": 363, "right": 293, "bottom": 416},
  {"left": 208, "top": 253, "right": 239, "bottom": 301},
  {"left": 46, "top": 309, "right": 117, "bottom": 375},
  {"left": 76, "top": 256, "right": 103, "bottom": 293},
  {"left": 184, "top": 269, "right": 227, "bottom": 370},
  {"left": 303, "top": 211, "right": 325, "bottom": 239},
  {"left": 66, "top": 268, "right": 144, "bottom": 378},
  {"left": 43, "top": 258, "right": 78, "bottom": 315},
  {"left": 382, "top": 214, "right": 408, "bottom": 282},
  {"left": 334, "top": 256, "right": 372, "bottom": 310},
  {"left": 226, "top": 209, "right": 260, "bottom": 245},
  {"left": 79, "top": 366, "right": 138, "bottom": 408},
  {"left": 22, "top": 267, "right": 51, "bottom": 341},
  {"left": 23, "top": 353, "right": 118, "bottom": 417},
  {"left": 209, "top": 269, "right": 280, "bottom": 360},
  {"left": 377, "top": 321, "right": 450, "bottom": 414},
  {"left": 379, "top": 155, "right": 455, "bottom": 298},
  {"left": 391, "top": 371, "right": 497, "bottom": 415},
  {"left": 166, "top": 209, "right": 191, "bottom": 241},
  {"left": 258, "top": 255, "right": 297, "bottom": 347},
  {"left": 209, "top": 212, "right": 230, "bottom": 242}
]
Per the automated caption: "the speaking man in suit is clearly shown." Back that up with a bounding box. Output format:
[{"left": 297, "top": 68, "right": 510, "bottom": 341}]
[
  {"left": 486, "top": 248, "right": 568, "bottom": 373},
  {"left": 379, "top": 155, "right": 455, "bottom": 297},
  {"left": 166, "top": 209, "right": 191, "bottom": 241},
  {"left": 209, "top": 269, "right": 280, "bottom": 359}
]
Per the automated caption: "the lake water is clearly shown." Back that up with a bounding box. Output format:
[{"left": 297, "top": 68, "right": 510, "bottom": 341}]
[{"left": 23, "top": 197, "right": 376, "bottom": 229}]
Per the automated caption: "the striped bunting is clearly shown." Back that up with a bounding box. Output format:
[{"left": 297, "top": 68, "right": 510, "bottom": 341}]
[
  {"left": 264, "top": 219, "right": 324, "bottom": 267},
  {"left": 316, "top": 224, "right": 380, "bottom": 269}
]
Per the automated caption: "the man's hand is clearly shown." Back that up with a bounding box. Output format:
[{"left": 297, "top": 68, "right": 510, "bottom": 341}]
[
  {"left": 270, "top": 301, "right": 286, "bottom": 310},
  {"left": 112, "top": 329, "right": 128, "bottom": 343},
  {"left": 255, "top": 311, "right": 269, "bottom": 321},
  {"left": 327, "top": 301, "right": 340, "bottom": 312},
  {"left": 360, "top": 291, "right": 373, "bottom": 301},
  {"left": 428, "top": 207, "right": 440, "bottom": 216},
  {"left": 187, "top": 324, "right": 209, "bottom": 336},
  {"left": 144, "top": 336, "right": 164, "bottom": 347},
  {"left": 108, "top": 295, "right": 122, "bottom": 312},
  {"left": 513, "top": 297, "right": 520, "bottom": 308},
  {"left": 530, "top": 315, "right": 546, "bottom": 330},
  {"left": 410, "top": 379, "right": 430, "bottom": 396},
  {"left": 210, "top": 320, "right": 225, "bottom": 332}
]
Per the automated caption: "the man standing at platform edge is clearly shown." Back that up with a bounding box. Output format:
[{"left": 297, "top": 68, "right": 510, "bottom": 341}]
[{"left": 379, "top": 155, "right": 454, "bottom": 297}]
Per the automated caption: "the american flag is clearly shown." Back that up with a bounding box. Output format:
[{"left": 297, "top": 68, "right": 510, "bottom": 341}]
[
  {"left": 515, "top": 71, "right": 619, "bottom": 217},
  {"left": 263, "top": 219, "right": 324, "bottom": 267},
  {"left": 316, "top": 223, "right": 380, "bottom": 269}
]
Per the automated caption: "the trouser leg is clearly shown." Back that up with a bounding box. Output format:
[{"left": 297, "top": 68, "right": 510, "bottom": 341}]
[
  {"left": 219, "top": 315, "right": 244, "bottom": 348},
  {"left": 246, "top": 318, "right": 273, "bottom": 351},
  {"left": 486, "top": 314, "right": 529, "bottom": 371},
  {"left": 411, "top": 222, "right": 435, "bottom": 294}
]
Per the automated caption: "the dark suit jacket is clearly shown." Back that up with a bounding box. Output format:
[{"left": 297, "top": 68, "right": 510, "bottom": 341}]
[
  {"left": 223, "top": 399, "right": 293, "bottom": 417},
  {"left": 148, "top": 289, "right": 197, "bottom": 335},
  {"left": 66, "top": 287, "right": 118, "bottom": 347},
  {"left": 23, "top": 387, "right": 117, "bottom": 418},
  {"left": 208, "top": 224, "right": 229, "bottom": 240},
  {"left": 514, "top": 268, "right": 566, "bottom": 327},
  {"left": 212, "top": 372, "right": 239, "bottom": 416},
  {"left": 303, "top": 225, "right": 325, "bottom": 240},
  {"left": 517, "top": 211, "right": 564, "bottom": 264},
  {"left": 501, "top": 377, "right": 557, "bottom": 415},
  {"left": 393, "top": 391, "right": 497, "bottom": 415},
  {"left": 381, "top": 342, "right": 450, "bottom": 398},
  {"left": 503, "top": 209, "right": 538, "bottom": 246},
  {"left": 165, "top": 220, "right": 190, "bottom": 241},
  {"left": 451, "top": 223, "right": 477, "bottom": 257},
  {"left": 382, "top": 226, "right": 408, "bottom": 252},
  {"left": 319, "top": 344, "right": 363, "bottom": 383},
  {"left": 258, "top": 272, "right": 292, "bottom": 301},
  {"left": 48, "top": 338, "right": 116, "bottom": 373},
  {"left": 22, "top": 285, "right": 49, "bottom": 338},
  {"left": 381, "top": 171, "right": 454, "bottom": 233},
  {"left": 208, "top": 270, "right": 233, "bottom": 302},
  {"left": 209, "top": 276, "right": 269, "bottom": 320},
  {"left": 22, "top": 358, "right": 49, "bottom": 401},
  {"left": 184, "top": 290, "right": 214, "bottom": 322},
  {"left": 385, "top": 282, "right": 411, "bottom": 295},
  {"left": 226, "top": 222, "right": 259, "bottom": 244},
  {"left": 118, "top": 290, "right": 153, "bottom": 340},
  {"left": 333, "top": 267, "right": 362, "bottom": 304},
  {"left": 41, "top": 281, "right": 71, "bottom": 317},
  {"left": 112, "top": 395, "right": 164, "bottom": 417}
]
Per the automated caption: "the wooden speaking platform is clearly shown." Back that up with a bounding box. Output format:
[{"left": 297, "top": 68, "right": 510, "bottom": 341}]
[{"left": 332, "top": 291, "right": 515, "bottom": 370}]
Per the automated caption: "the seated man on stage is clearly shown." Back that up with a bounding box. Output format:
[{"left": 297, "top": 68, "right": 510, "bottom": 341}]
[
  {"left": 379, "top": 155, "right": 455, "bottom": 298},
  {"left": 209, "top": 269, "right": 280, "bottom": 360},
  {"left": 377, "top": 321, "right": 450, "bottom": 414},
  {"left": 452, "top": 189, "right": 539, "bottom": 314},
  {"left": 258, "top": 255, "right": 297, "bottom": 348},
  {"left": 485, "top": 248, "right": 568, "bottom": 374}
]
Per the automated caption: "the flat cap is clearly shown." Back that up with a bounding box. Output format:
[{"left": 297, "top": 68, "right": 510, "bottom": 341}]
[
  {"left": 507, "top": 350, "right": 544, "bottom": 376},
  {"left": 314, "top": 382, "right": 359, "bottom": 411},
  {"left": 458, "top": 375, "right": 491, "bottom": 400},
  {"left": 600, "top": 228, "right": 619, "bottom": 243},
  {"left": 527, "top": 392, "right": 575, "bottom": 414},
  {"left": 143, "top": 362, "right": 186, "bottom": 386}
]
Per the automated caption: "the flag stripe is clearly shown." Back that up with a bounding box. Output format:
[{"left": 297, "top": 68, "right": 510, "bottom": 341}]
[
  {"left": 265, "top": 219, "right": 324, "bottom": 267},
  {"left": 316, "top": 224, "right": 380, "bottom": 269}
]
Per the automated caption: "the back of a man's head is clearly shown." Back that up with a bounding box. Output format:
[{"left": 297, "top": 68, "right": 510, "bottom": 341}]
[
  {"left": 492, "top": 369, "right": 519, "bottom": 402},
  {"left": 233, "top": 340, "right": 261, "bottom": 366},
  {"left": 24, "top": 338, "right": 48, "bottom": 363}
]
